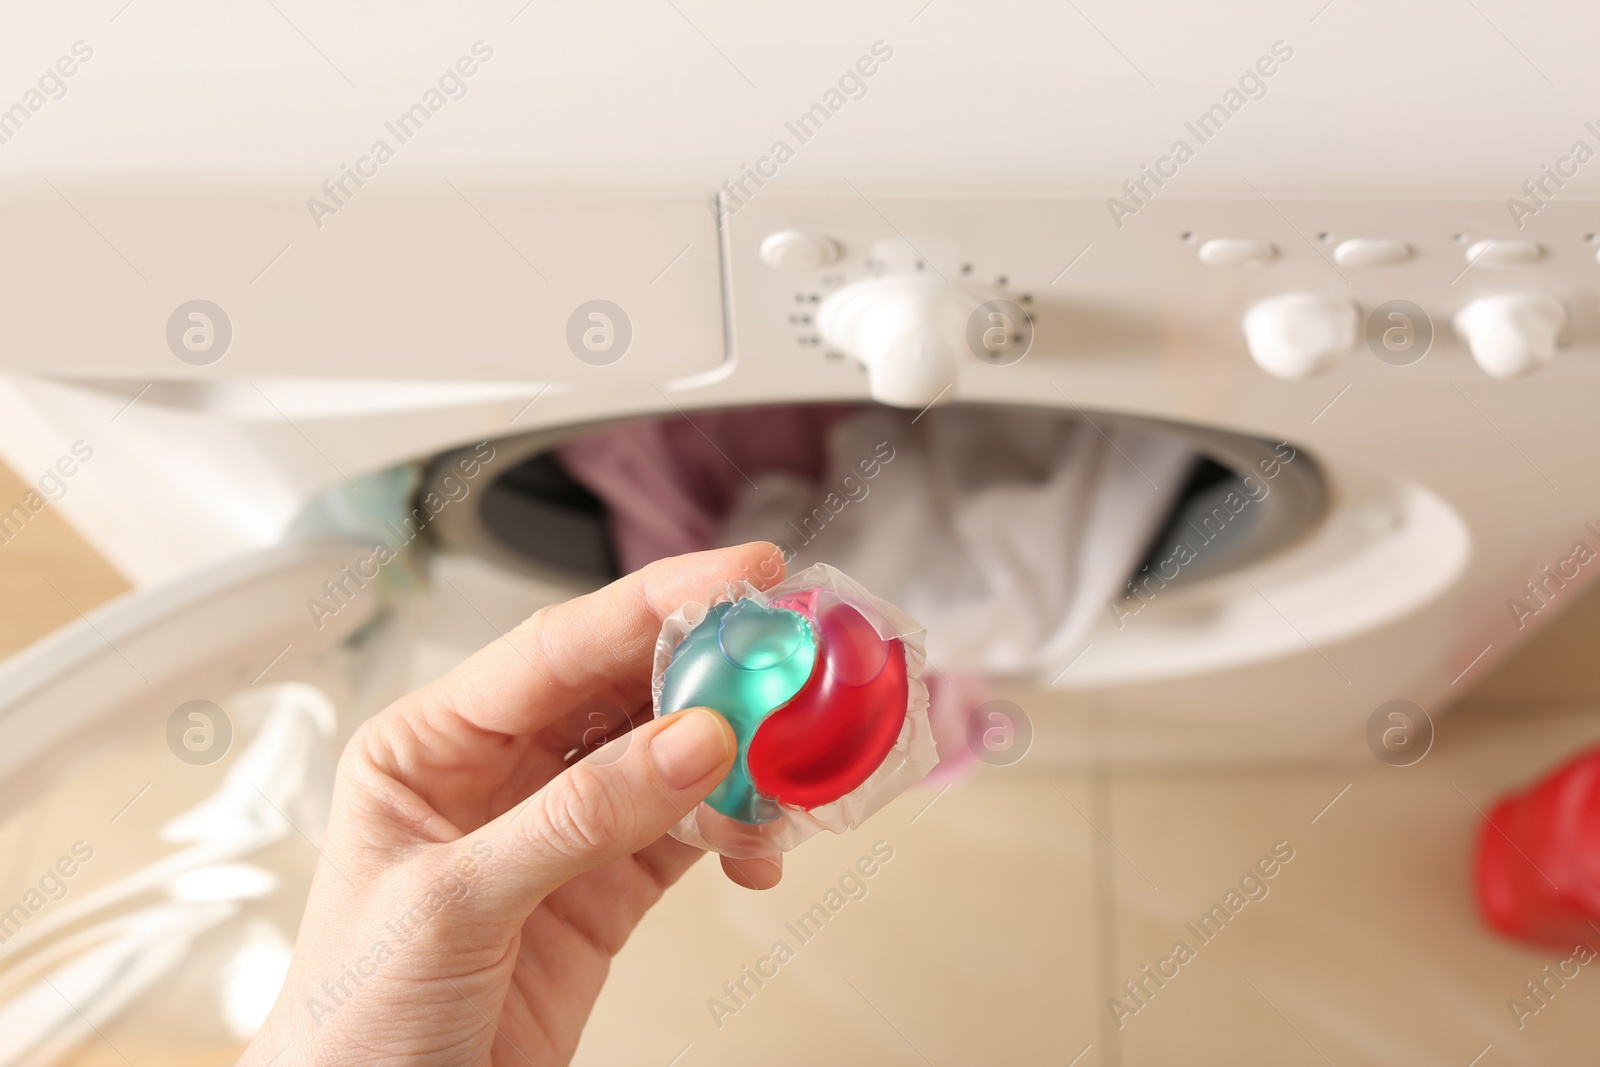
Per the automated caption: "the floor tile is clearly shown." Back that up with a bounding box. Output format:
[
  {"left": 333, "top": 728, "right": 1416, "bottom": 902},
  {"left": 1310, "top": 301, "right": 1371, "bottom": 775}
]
[
  {"left": 579, "top": 769, "right": 1103, "bottom": 1067},
  {"left": 1105, "top": 704, "right": 1600, "bottom": 1066},
  {"left": 0, "top": 460, "right": 129, "bottom": 658}
]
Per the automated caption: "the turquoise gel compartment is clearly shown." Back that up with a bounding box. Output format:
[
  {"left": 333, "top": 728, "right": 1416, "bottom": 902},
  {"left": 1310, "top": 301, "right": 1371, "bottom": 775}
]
[{"left": 659, "top": 599, "right": 817, "bottom": 823}]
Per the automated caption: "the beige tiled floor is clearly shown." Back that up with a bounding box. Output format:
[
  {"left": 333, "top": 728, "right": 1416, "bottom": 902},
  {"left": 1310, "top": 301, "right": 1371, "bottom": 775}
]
[
  {"left": 5, "top": 460, "right": 1600, "bottom": 1065},
  {"left": 0, "top": 461, "right": 129, "bottom": 660},
  {"left": 577, "top": 570, "right": 1600, "bottom": 1064},
  {"left": 579, "top": 703, "right": 1600, "bottom": 1067},
  {"left": 1103, "top": 702, "right": 1600, "bottom": 1066},
  {"left": 579, "top": 775, "right": 1101, "bottom": 1067}
]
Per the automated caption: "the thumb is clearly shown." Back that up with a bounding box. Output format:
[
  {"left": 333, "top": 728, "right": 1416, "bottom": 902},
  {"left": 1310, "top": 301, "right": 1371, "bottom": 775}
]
[{"left": 469, "top": 707, "right": 735, "bottom": 915}]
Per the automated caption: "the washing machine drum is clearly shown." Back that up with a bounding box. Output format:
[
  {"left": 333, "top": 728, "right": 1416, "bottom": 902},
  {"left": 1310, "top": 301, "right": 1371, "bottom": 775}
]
[{"left": 474, "top": 401, "right": 1319, "bottom": 679}]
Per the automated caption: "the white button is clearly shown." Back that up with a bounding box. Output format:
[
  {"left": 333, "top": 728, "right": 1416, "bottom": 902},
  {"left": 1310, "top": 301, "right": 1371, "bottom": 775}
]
[
  {"left": 1333, "top": 238, "right": 1411, "bottom": 267},
  {"left": 759, "top": 230, "right": 840, "bottom": 271},
  {"left": 1199, "top": 238, "right": 1276, "bottom": 267},
  {"left": 1453, "top": 294, "right": 1564, "bottom": 379},
  {"left": 816, "top": 276, "right": 991, "bottom": 408},
  {"left": 1464, "top": 239, "right": 1543, "bottom": 267},
  {"left": 1242, "top": 293, "right": 1358, "bottom": 379}
]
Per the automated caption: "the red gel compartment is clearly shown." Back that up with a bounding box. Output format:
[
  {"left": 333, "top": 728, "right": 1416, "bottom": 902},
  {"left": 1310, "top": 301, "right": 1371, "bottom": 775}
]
[{"left": 747, "top": 589, "right": 909, "bottom": 810}]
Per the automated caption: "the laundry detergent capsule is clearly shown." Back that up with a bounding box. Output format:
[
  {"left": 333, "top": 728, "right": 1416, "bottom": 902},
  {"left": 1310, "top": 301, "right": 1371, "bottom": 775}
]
[{"left": 652, "top": 563, "right": 937, "bottom": 856}]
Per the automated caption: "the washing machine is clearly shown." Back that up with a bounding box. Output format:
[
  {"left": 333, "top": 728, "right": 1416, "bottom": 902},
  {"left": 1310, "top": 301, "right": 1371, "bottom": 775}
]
[{"left": 1, "top": 3, "right": 1598, "bottom": 1062}]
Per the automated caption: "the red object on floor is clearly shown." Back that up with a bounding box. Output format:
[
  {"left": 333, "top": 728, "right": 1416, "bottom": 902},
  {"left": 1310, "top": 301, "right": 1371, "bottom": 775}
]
[{"left": 1475, "top": 747, "right": 1600, "bottom": 947}]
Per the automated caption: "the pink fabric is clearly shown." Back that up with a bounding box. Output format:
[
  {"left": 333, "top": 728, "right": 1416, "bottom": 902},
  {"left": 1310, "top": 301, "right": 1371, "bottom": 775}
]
[
  {"left": 921, "top": 669, "right": 990, "bottom": 785},
  {"left": 557, "top": 405, "right": 855, "bottom": 574}
]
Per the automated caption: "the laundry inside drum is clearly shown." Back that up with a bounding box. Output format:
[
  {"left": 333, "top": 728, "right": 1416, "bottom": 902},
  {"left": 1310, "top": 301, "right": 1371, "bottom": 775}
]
[{"left": 475, "top": 401, "right": 1325, "bottom": 679}]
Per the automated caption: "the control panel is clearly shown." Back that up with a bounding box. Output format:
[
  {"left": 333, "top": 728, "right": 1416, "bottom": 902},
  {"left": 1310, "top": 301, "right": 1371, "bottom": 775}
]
[{"left": 725, "top": 196, "right": 1600, "bottom": 406}]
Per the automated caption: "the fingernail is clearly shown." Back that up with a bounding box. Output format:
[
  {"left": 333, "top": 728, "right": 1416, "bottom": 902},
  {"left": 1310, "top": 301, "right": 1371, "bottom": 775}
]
[
  {"left": 727, "top": 855, "right": 783, "bottom": 890},
  {"left": 651, "top": 708, "right": 731, "bottom": 789}
]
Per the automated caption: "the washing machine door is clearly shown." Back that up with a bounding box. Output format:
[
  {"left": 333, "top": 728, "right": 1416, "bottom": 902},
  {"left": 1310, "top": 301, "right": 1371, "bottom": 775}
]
[{"left": 0, "top": 538, "right": 422, "bottom": 1066}]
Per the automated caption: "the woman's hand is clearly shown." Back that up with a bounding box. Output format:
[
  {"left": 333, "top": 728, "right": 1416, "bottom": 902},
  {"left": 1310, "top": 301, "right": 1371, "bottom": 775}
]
[{"left": 240, "top": 543, "right": 787, "bottom": 1066}]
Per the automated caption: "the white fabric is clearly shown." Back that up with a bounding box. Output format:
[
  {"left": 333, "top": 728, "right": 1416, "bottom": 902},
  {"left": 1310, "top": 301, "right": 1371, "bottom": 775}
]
[{"left": 721, "top": 406, "right": 1194, "bottom": 679}]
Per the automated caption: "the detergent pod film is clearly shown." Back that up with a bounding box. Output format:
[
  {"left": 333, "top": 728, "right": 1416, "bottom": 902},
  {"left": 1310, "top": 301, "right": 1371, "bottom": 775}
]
[{"left": 653, "top": 563, "right": 937, "bottom": 857}]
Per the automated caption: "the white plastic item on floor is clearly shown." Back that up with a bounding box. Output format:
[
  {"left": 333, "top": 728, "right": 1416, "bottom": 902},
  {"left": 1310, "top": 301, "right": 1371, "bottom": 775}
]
[
  {"left": 0, "top": 682, "right": 334, "bottom": 1065},
  {"left": 721, "top": 406, "right": 1194, "bottom": 679}
]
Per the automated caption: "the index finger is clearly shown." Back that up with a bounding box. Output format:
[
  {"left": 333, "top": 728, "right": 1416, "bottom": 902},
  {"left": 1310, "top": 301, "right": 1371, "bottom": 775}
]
[{"left": 411, "top": 542, "right": 785, "bottom": 738}]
